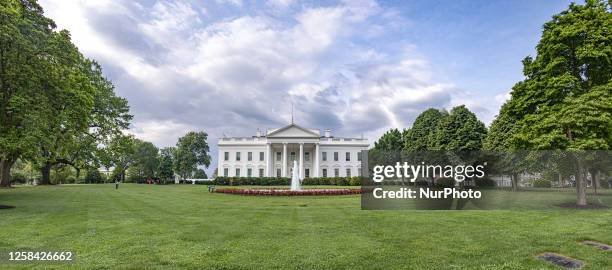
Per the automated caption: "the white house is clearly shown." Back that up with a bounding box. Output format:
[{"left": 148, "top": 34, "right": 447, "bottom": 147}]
[{"left": 217, "top": 123, "right": 369, "bottom": 179}]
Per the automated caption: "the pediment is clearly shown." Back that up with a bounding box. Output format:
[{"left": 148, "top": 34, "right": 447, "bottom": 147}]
[{"left": 267, "top": 124, "right": 320, "bottom": 138}]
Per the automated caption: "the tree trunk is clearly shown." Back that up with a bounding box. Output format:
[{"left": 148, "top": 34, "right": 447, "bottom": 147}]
[
  {"left": 592, "top": 170, "right": 599, "bottom": 195},
  {"left": 576, "top": 159, "right": 587, "bottom": 206},
  {"left": 0, "top": 158, "right": 15, "bottom": 187},
  {"left": 511, "top": 173, "right": 519, "bottom": 192},
  {"left": 39, "top": 162, "right": 52, "bottom": 185}
]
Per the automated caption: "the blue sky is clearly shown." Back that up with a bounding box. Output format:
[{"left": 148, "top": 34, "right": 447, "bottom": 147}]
[{"left": 39, "top": 0, "right": 574, "bottom": 175}]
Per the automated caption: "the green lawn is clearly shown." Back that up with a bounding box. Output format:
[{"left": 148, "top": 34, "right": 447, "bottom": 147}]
[{"left": 0, "top": 184, "right": 610, "bottom": 269}]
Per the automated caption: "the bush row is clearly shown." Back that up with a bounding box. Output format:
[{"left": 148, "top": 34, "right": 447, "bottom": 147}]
[
  {"left": 211, "top": 176, "right": 362, "bottom": 186},
  {"left": 215, "top": 188, "right": 361, "bottom": 196}
]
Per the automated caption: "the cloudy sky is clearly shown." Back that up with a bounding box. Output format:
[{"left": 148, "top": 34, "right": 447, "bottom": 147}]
[{"left": 39, "top": 0, "right": 572, "bottom": 174}]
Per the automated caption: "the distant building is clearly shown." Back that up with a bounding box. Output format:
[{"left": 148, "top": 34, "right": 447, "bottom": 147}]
[{"left": 217, "top": 123, "right": 369, "bottom": 179}]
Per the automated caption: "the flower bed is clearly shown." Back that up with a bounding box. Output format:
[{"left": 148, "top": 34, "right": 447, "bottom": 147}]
[{"left": 214, "top": 188, "right": 361, "bottom": 196}]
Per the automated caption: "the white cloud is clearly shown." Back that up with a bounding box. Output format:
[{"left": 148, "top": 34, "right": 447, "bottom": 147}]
[{"left": 39, "top": 0, "right": 461, "bottom": 174}]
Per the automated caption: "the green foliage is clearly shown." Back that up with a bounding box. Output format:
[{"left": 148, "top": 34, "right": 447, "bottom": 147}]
[
  {"left": 211, "top": 177, "right": 361, "bottom": 186},
  {"left": 85, "top": 169, "right": 104, "bottom": 184},
  {"left": 174, "top": 131, "right": 211, "bottom": 180},
  {"left": 157, "top": 147, "right": 175, "bottom": 184},
  {"left": 193, "top": 169, "right": 207, "bottom": 179},
  {"left": 0, "top": 1, "right": 131, "bottom": 186},
  {"left": 373, "top": 129, "right": 404, "bottom": 151},
  {"left": 533, "top": 179, "right": 553, "bottom": 188},
  {"left": 129, "top": 140, "right": 159, "bottom": 182},
  {"left": 495, "top": 0, "right": 612, "bottom": 151},
  {"left": 404, "top": 108, "right": 447, "bottom": 151},
  {"left": 431, "top": 105, "right": 487, "bottom": 151}
]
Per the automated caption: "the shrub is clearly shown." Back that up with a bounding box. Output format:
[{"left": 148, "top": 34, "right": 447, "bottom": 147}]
[
  {"left": 10, "top": 172, "right": 27, "bottom": 184},
  {"left": 211, "top": 176, "right": 361, "bottom": 186},
  {"left": 85, "top": 170, "right": 104, "bottom": 184},
  {"left": 435, "top": 178, "right": 456, "bottom": 188},
  {"left": 533, "top": 179, "right": 552, "bottom": 188}
]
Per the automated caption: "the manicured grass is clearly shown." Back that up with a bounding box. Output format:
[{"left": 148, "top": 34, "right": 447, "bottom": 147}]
[{"left": 0, "top": 184, "right": 611, "bottom": 269}]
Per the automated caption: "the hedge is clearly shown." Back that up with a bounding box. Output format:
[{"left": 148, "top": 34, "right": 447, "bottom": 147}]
[{"left": 211, "top": 176, "right": 362, "bottom": 186}]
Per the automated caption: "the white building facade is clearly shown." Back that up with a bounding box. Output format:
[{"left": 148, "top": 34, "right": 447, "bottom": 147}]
[{"left": 217, "top": 124, "right": 369, "bottom": 179}]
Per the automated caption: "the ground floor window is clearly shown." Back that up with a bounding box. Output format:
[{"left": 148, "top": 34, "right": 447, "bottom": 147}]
[
  {"left": 346, "top": 168, "right": 351, "bottom": 177},
  {"left": 259, "top": 168, "right": 264, "bottom": 177},
  {"left": 224, "top": 168, "right": 228, "bottom": 177},
  {"left": 322, "top": 169, "right": 327, "bottom": 177},
  {"left": 305, "top": 169, "right": 310, "bottom": 178},
  {"left": 334, "top": 168, "right": 339, "bottom": 177},
  {"left": 277, "top": 169, "right": 281, "bottom": 178},
  {"left": 247, "top": 168, "right": 252, "bottom": 177},
  {"left": 235, "top": 168, "right": 240, "bottom": 177}
]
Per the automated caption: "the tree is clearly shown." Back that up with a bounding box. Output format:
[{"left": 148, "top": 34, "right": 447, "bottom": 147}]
[
  {"left": 0, "top": 0, "right": 56, "bottom": 187},
  {"left": 490, "top": 0, "right": 612, "bottom": 205},
  {"left": 192, "top": 169, "right": 207, "bottom": 179},
  {"left": 404, "top": 108, "right": 447, "bottom": 151},
  {"left": 173, "top": 131, "right": 211, "bottom": 180},
  {"left": 107, "top": 134, "right": 137, "bottom": 182},
  {"left": 431, "top": 105, "right": 487, "bottom": 151},
  {"left": 373, "top": 129, "right": 404, "bottom": 151},
  {"left": 157, "top": 147, "right": 175, "bottom": 184},
  {"left": 129, "top": 140, "right": 159, "bottom": 182}
]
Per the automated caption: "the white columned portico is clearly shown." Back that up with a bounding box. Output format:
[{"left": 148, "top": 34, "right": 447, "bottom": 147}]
[
  {"left": 314, "top": 143, "right": 320, "bottom": 177},
  {"left": 282, "top": 142, "right": 287, "bottom": 177},
  {"left": 299, "top": 143, "right": 304, "bottom": 179},
  {"left": 266, "top": 143, "right": 272, "bottom": 177}
]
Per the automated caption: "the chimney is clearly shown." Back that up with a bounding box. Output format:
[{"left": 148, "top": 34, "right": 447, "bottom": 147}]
[
  {"left": 256, "top": 128, "right": 261, "bottom": 137},
  {"left": 324, "top": 129, "right": 331, "bottom": 138}
]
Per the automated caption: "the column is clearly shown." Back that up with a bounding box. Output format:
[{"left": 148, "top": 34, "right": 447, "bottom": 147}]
[
  {"left": 314, "top": 143, "right": 320, "bottom": 177},
  {"left": 266, "top": 143, "right": 272, "bottom": 177},
  {"left": 299, "top": 143, "right": 304, "bottom": 179},
  {"left": 282, "top": 142, "right": 287, "bottom": 177}
]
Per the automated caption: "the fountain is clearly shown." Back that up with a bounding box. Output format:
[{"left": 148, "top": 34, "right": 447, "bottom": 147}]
[{"left": 290, "top": 160, "right": 301, "bottom": 191}]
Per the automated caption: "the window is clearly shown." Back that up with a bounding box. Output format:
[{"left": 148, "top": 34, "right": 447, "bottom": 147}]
[
  {"left": 346, "top": 168, "right": 351, "bottom": 177},
  {"left": 305, "top": 152, "right": 310, "bottom": 161},
  {"left": 247, "top": 168, "right": 252, "bottom": 177},
  {"left": 322, "top": 169, "right": 327, "bottom": 177},
  {"left": 322, "top": 152, "right": 327, "bottom": 161},
  {"left": 224, "top": 152, "right": 229, "bottom": 161},
  {"left": 248, "top": 152, "right": 252, "bottom": 161},
  {"left": 357, "top": 151, "right": 362, "bottom": 161},
  {"left": 334, "top": 168, "right": 339, "bottom": 177},
  {"left": 236, "top": 152, "right": 241, "bottom": 161},
  {"left": 346, "top": 152, "right": 350, "bottom": 161},
  {"left": 276, "top": 169, "right": 281, "bottom": 177},
  {"left": 259, "top": 168, "right": 264, "bottom": 177},
  {"left": 334, "top": 152, "right": 338, "bottom": 161},
  {"left": 276, "top": 152, "right": 281, "bottom": 161},
  {"left": 223, "top": 168, "right": 228, "bottom": 177},
  {"left": 305, "top": 169, "right": 310, "bottom": 178},
  {"left": 290, "top": 152, "right": 296, "bottom": 161},
  {"left": 259, "top": 152, "right": 264, "bottom": 161},
  {"left": 236, "top": 168, "right": 241, "bottom": 177}
]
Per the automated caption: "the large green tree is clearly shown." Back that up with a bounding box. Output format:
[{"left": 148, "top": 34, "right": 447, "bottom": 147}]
[
  {"left": 404, "top": 108, "right": 447, "bottom": 151},
  {"left": 157, "top": 147, "right": 175, "bottom": 184},
  {"left": 129, "top": 140, "right": 159, "bottom": 181},
  {"left": 0, "top": 0, "right": 56, "bottom": 187},
  {"left": 431, "top": 105, "right": 487, "bottom": 151},
  {"left": 489, "top": 0, "right": 612, "bottom": 205},
  {"left": 173, "top": 131, "right": 211, "bottom": 180},
  {"left": 106, "top": 134, "right": 137, "bottom": 182},
  {"left": 373, "top": 128, "right": 404, "bottom": 151}
]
